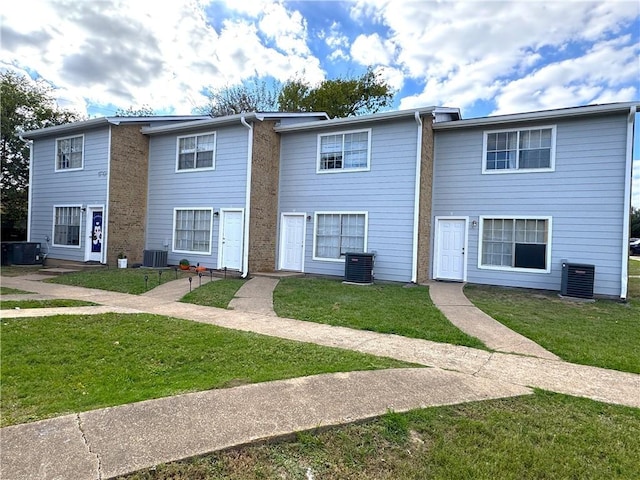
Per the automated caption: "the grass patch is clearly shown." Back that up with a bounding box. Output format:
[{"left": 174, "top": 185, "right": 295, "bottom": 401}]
[
  {"left": 0, "top": 265, "right": 43, "bottom": 277},
  {"left": 0, "top": 299, "right": 97, "bottom": 309},
  {"left": 180, "top": 279, "right": 245, "bottom": 308},
  {"left": 465, "top": 284, "right": 640, "bottom": 373},
  {"left": 119, "top": 391, "right": 640, "bottom": 479},
  {"left": 0, "top": 313, "right": 413, "bottom": 427},
  {"left": 46, "top": 268, "right": 195, "bottom": 294},
  {"left": 273, "top": 277, "right": 484, "bottom": 349},
  {"left": 0, "top": 287, "right": 32, "bottom": 295},
  {"left": 629, "top": 259, "right": 640, "bottom": 276}
]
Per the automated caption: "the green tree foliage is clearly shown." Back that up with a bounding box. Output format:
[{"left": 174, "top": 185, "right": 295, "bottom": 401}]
[
  {"left": 278, "top": 67, "right": 395, "bottom": 118},
  {"left": 1, "top": 71, "right": 79, "bottom": 237},
  {"left": 199, "top": 78, "right": 280, "bottom": 117},
  {"left": 631, "top": 207, "right": 640, "bottom": 238},
  {"left": 114, "top": 104, "right": 155, "bottom": 116}
]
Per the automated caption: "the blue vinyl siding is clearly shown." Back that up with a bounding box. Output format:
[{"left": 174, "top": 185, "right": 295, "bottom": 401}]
[
  {"left": 29, "top": 127, "right": 110, "bottom": 261},
  {"left": 145, "top": 124, "right": 249, "bottom": 268},
  {"left": 279, "top": 118, "right": 419, "bottom": 282},
  {"left": 432, "top": 114, "right": 628, "bottom": 296}
]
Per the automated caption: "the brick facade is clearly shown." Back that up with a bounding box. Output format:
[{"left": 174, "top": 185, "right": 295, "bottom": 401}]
[
  {"left": 106, "top": 124, "right": 149, "bottom": 266},
  {"left": 247, "top": 120, "right": 281, "bottom": 273},
  {"left": 416, "top": 117, "right": 434, "bottom": 284}
]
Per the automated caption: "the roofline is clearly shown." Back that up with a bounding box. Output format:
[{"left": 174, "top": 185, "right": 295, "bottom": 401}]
[
  {"left": 433, "top": 102, "right": 640, "bottom": 130},
  {"left": 21, "top": 115, "right": 210, "bottom": 139},
  {"left": 141, "top": 112, "right": 331, "bottom": 135},
  {"left": 274, "top": 107, "right": 462, "bottom": 133}
]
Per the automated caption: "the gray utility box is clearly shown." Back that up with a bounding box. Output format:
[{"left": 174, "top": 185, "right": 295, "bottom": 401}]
[
  {"left": 143, "top": 250, "right": 168, "bottom": 268},
  {"left": 561, "top": 262, "right": 595, "bottom": 299},
  {"left": 1, "top": 242, "right": 42, "bottom": 265},
  {"left": 344, "top": 252, "right": 375, "bottom": 284}
]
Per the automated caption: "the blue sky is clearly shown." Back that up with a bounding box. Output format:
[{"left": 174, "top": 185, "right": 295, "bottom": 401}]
[{"left": 2, "top": 0, "right": 639, "bottom": 203}]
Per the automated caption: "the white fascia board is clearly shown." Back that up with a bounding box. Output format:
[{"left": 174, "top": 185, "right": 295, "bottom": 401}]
[
  {"left": 274, "top": 107, "right": 459, "bottom": 133},
  {"left": 433, "top": 102, "right": 640, "bottom": 130}
]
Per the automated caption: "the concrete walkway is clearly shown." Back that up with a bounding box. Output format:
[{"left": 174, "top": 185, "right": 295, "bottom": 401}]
[{"left": 1, "top": 273, "right": 639, "bottom": 480}]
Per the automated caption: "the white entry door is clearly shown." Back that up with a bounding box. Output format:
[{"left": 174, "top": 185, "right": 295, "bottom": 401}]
[
  {"left": 435, "top": 218, "right": 466, "bottom": 281},
  {"left": 219, "top": 209, "right": 243, "bottom": 270},
  {"left": 279, "top": 214, "right": 305, "bottom": 271},
  {"left": 85, "top": 206, "right": 104, "bottom": 262}
]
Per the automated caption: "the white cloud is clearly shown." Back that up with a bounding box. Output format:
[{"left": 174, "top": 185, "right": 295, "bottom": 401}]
[
  {"left": 350, "top": 33, "right": 394, "bottom": 66},
  {"left": 321, "top": 21, "right": 351, "bottom": 62},
  {"left": 0, "top": 0, "right": 324, "bottom": 115}
]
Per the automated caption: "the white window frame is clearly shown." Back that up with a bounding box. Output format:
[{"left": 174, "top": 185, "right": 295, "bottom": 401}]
[
  {"left": 172, "top": 207, "right": 214, "bottom": 255},
  {"left": 482, "top": 125, "right": 556, "bottom": 174},
  {"left": 478, "top": 216, "right": 552, "bottom": 273},
  {"left": 316, "top": 128, "right": 372, "bottom": 174},
  {"left": 312, "top": 211, "right": 368, "bottom": 262},
  {"left": 175, "top": 132, "right": 216, "bottom": 172},
  {"left": 55, "top": 134, "right": 84, "bottom": 172},
  {"left": 52, "top": 205, "right": 82, "bottom": 248}
]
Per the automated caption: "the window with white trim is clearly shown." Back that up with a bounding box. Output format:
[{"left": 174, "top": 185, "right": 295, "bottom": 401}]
[
  {"left": 177, "top": 133, "right": 215, "bottom": 171},
  {"left": 314, "top": 213, "right": 367, "bottom": 260},
  {"left": 483, "top": 126, "right": 555, "bottom": 173},
  {"left": 480, "top": 217, "right": 550, "bottom": 271},
  {"left": 53, "top": 206, "right": 81, "bottom": 246},
  {"left": 56, "top": 135, "right": 84, "bottom": 170},
  {"left": 173, "top": 208, "right": 213, "bottom": 253},
  {"left": 318, "top": 129, "right": 370, "bottom": 172}
]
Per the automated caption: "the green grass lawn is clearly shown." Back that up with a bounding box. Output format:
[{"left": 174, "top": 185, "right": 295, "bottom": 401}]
[
  {"left": 464, "top": 284, "right": 640, "bottom": 373},
  {"left": 273, "top": 277, "right": 485, "bottom": 349},
  {"left": 0, "top": 286, "right": 32, "bottom": 295},
  {"left": 119, "top": 390, "right": 640, "bottom": 480},
  {"left": 0, "top": 299, "right": 97, "bottom": 309},
  {"left": 0, "top": 313, "right": 412, "bottom": 427},
  {"left": 46, "top": 268, "right": 196, "bottom": 294},
  {"left": 180, "top": 278, "right": 246, "bottom": 308}
]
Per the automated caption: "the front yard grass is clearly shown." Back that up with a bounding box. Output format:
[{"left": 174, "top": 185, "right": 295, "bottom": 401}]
[
  {"left": 465, "top": 284, "right": 640, "bottom": 373},
  {"left": 273, "top": 277, "right": 485, "bottom": 349},
  {"left": 180, "top": 278, "right": 246, "bottom": 308},
  {"left": 0, "top": 313, "right": 413, "bottom": 427},
  {"left": 46, "top": 267, "right": 196, "bottom": 294},
  {"left": 0, "top": 299, "right": 97, "bottom": 309},
  {"left": 0, "top": 287, "right": 32, "bottom": 295},
  {"left": 119, "top": 390, "right": 640, "bottom": 480}
]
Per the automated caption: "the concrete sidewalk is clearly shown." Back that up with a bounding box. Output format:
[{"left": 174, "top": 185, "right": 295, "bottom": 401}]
[{"left": 1, "top": 273, "right": 639, "bottom": 479}]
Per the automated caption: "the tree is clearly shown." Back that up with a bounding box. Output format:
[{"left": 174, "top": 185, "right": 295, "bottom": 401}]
[
  {"left": 199, "top": 78, "right": 280, "bottom": 117},
  {"left": 1, "top": 71, "right": 79, "bottom": 239},
  {"left": 115, "top": 104, "right": 155, "bottom": 116},
  {"left": 278, "top": 67, "right": 395, "bottom": 118}
]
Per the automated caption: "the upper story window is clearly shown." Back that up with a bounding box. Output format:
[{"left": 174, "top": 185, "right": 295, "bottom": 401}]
[
  {"left": 317, "top": 129, "right": 371, "bottom": 173},
  {"left": 56, "top": 135, "right": 84, "bottom": 171},
  {"left": 176, "top": 133, "right": 216, "bottom": 171},
  {"left": 483, "top": 126, "right": 556, "bottom": 174}
]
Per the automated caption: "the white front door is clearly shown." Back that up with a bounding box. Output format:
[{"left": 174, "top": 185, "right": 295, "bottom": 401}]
[
  {"left": 85, "top": 206, "right": 104, "bottom": 262},
  {"left": 219, "top": 209, "right": 243, "bottom": 270},
  {"left": 279, "top": 213, "right": 305, "bottom": 271},
  {"left": 435, "top": 218, "right": 466, "bottom": 281}
]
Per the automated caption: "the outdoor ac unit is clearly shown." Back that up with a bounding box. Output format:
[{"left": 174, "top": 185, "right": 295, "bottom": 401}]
[
  {"left": 561, "top": 262, "right": 595, "bottom": 299},
  {"left": 143, "top": 249, "right": 168, "bottom": 268},
  {"left": 344, "top": 252, "right": 375, "bottom": 284},
  {"left": 1, "top": 242, "right": 42, "bottom": 265}
]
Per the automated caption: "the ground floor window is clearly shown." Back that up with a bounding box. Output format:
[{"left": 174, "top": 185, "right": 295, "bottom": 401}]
[
  {"left": 53, "top": 206, "right": 81, "bottom": 246},
  {"left": 314, "top": 212, "right": 367, "bottom": 260},
  {"left": 480, "top": 217, "right": 550, "bottom": 271},
  {"left": 173, "top": 208, "right": 212, "bottom": 253}
]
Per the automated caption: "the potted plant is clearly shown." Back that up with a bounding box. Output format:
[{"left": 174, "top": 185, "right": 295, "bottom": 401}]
[
  {"left": 179, "top": 258, "right": 190, "bottom": 270},
  {"left": 117, "top": 252, "right": 128, "bottom": 269}
]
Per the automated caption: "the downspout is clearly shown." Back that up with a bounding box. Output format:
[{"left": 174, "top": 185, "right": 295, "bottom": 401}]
[
  {"left": 411, "top": 111, "right": 423, "bottom": 283},
  {"left": 240, "top": 115, "right": 253, "bottom": 278},
  {"left": 620, "top": 106, "right": 636, "bottom": 299},
  {"left": 19, "top": 134, "right": 34, "bottom": 242}
]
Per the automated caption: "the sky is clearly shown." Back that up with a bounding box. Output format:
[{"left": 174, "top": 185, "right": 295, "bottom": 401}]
[{"left": 2, "top": 0, "right": 640, "bottom": 204}]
